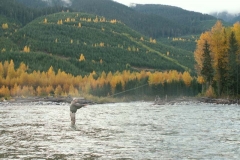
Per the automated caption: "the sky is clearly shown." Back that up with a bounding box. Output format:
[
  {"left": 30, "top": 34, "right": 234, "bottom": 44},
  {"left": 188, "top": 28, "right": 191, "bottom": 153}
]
[{"left": 113, "top": 0, "right": 240, "bottom": 14}]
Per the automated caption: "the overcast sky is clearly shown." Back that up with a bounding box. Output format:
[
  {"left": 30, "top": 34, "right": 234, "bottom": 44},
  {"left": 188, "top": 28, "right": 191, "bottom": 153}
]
[{"left": 113, "top": 0, "right": 240, "bottom": 14}]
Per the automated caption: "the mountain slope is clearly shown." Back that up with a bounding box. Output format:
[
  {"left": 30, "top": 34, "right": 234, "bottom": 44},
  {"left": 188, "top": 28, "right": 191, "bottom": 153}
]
[
  {"left": 70, "top": 0, "right": 184, "bottom": 38},
  {"left": 132, "top": 4, "right": 218, "bottom": 34},
  {"left": 6, "top": 12, "right": 194, "bottom": 75},
  {"left": 0, "top": 0, "right": 70, "bottom": 25},
  {"left": 16, "top": 0, "right": 71, "bottom": 8},
  {"left": 14, "top": 0, "right": 220, "bottom": 38}
]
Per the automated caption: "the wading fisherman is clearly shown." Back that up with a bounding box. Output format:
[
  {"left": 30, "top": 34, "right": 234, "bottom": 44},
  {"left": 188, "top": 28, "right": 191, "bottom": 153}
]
[{"left": 70, "top": 98, "right": 93, "bottom": 126}]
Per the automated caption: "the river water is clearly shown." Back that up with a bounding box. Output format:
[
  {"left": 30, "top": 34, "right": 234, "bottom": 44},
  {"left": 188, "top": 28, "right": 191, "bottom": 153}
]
[{"left": 0, "top": 101, "right": 240, "bottom": 159}]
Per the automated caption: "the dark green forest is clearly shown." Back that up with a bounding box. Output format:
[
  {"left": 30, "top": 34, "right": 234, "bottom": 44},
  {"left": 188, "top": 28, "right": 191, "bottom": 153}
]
[
  {"left": 15, "top": 0, "right": 220, "bottom": 38},
  {"left": 2, "top": 11, "right": 194, "bottom": 76},
  {"left": 132, "top": 4, "right": 217, "bottom": 34}
]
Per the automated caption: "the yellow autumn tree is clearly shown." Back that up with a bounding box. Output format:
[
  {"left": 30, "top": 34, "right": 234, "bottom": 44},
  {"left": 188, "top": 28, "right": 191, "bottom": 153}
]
[
  {"left": 1, "top": 48, "right": 6, "bottom": 52},
  {"left": 182, "top": 71, "right": 192, "bottom": 87},
  {"left": 79, "top": 54, "right": 85, "bottom": 61},
  {"left": 23, "top": 46, "right": 30, "bottom": 52},
  {"left": 2, "top": 23, "right": 8, "bottom": 29},
  {"left": 99, "top": 42, "right": 104, "bottom": 47},
  {"left": 54, "top": 85, "right": 62, "bottom": 96},
  {"left": 110, "top": 19, "right": 117, "bottom": 24},
  {"left": 78, "top": 22, "right": 82, "bottom": 28},
  {"left": 232, "top": 22, "right": 240, "bottom": 55},
  {"left": 43, "top": 18, "right": 47, "bottom": 23},
  {"left": 0, "top": 63, "right": 4, "bottom": 78},
  {"left": 194, "top": 31, "right": 212, "bottom": 75},
  {"left": 65, "top": 18, "right": 70, "bottom": 22},
  {"left": 10, "top": 83, "right": 21, "bottom": 97},
  {"left": 7, "top": 60, "right": 15, "bottom": 79},
  {"left": 0, "top": 85, "right": 10, "bottom": 98},
  {"left": 57, "top": 19, "right": 63, "bottom": 25},
  {"left": 3, "top": 61, "right": 9, "bottom": 78},
  {"left": 36, "top": 86, "right": 43, "bottom": 96},
  {"left": 210, "top": 21, "right": 229, "bottom": 95}
]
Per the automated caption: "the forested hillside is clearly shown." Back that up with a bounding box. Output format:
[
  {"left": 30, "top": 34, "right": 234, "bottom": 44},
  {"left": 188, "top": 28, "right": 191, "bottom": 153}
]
[
  {"left": 16, "top": 0, "right": 69, "bottom": 8},
  {"left": 2, "top": 12, "right": 193, "bottom": 76},
  {"left": 132, "top": 4, "right": 217, "bottom": 34},
  {"left": 0, "top": 0, "right": 70, "bottom": 25},
  {"left": 70, "top": 0, "right": 184, "bottom": 38},
  {"left": 15, "top": 0, "right": 219, "bottom": 38}
]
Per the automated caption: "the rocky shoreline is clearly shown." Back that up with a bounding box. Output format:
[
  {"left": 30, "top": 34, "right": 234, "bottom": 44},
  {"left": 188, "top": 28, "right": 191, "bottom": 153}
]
[
  {"left": 154, "top": 97, "right": 240, "bottom": 105},
  {"left": 1, "top": 96, "right": 240, "bottom": 106},
  {"left": 0, "top": 96, "right": 74, "bottom": 106}
]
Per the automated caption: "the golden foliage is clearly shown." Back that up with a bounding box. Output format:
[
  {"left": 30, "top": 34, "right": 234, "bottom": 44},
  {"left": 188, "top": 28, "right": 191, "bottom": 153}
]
[
  {"left": 0, "top": 60, "right": 196, "bottom": 98},
  {"left": 205, "top": 86, "right": 216, "bottom": 98},
  {"left": 23, "top": 46, "right": 30, "bottom": 53},
  {"left": 197, "top": 76, "right": 205, "bottom": 84},
  {"left": 79, "top": 54, "right": 85, "bottom": 61},
  {"left": 78, "top": 22, "right": 82, "bottom": 28},
  {"left": 43, "top": 18, "right": 47, "bottom": 23},
  {"left": 110, "top": 19, "right": 117, "bottom": 24},
  {"left": 57, "top": 19, "right": 63, "bottom": 25},
  {"left": 2, "top": 23, "right": 8, "bottom": 29},
  {"left": 182, "top": 71, "right": 192, "bottom": 87},
  {"left": 1, "top": 48, "right": 6, "bottom": 52},
  {"left": 150, "top": 38, "right": 156, "bottom": 43}
]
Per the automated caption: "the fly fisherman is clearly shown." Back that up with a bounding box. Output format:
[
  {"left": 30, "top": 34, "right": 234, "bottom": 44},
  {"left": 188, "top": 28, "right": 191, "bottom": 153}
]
[{"left": 70, "top": 98, "right": 93, "bottom": 126}]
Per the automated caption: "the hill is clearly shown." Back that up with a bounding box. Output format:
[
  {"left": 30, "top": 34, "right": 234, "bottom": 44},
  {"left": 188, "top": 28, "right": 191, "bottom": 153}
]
[
  {"left": 15, "top": 0, "right": 218, "bottom": 38},
  {"left": 1, "top": 12, "right": 195, "bottom": 76},
  {"left": 16, "top": 0, "right": 69, "bottom": 8},
  {"left": 70, "top": 0, "right": 185, "bottom": 38},
  {"left": 0, "top": 0, "right": 70, "bottom": 25},
  {"left": 131, "top": 4, "right": 218, "bottom": 34}
]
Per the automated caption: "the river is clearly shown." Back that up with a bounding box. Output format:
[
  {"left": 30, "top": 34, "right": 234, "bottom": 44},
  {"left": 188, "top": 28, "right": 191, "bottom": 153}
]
[{"left": 0, "top": 101, "right": 240, "bottom": 159}]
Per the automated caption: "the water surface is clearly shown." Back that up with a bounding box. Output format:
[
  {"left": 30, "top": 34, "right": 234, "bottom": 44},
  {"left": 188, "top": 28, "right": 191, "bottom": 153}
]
[{"left": 0, "top": 102, "right": 240, "bottom": 159}]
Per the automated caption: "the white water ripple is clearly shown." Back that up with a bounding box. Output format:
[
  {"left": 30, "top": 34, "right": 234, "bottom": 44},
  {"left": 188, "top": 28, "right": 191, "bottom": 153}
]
[{"left": 0, "top": 102, "right": 240, "bottom": 159}]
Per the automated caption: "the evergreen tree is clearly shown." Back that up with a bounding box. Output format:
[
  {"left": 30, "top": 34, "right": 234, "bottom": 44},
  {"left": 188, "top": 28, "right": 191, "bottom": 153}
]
[
  {"left": 201, "top": 40, "right": 214, "bottom": 88},
  {"left": 227, "top": 31, "right": 238, "bottom": 95}
]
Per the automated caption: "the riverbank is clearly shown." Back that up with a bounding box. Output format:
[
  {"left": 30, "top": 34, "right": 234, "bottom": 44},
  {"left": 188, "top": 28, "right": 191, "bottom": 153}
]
[
  {"left": 154, "top": 96, "right": 240, "bottom": 105},
  {"left": 1, "top": 95, "right": 239, "bottom": 106},
  {"left": 0, "top": 95, "right": 127, "bottom": 105}
]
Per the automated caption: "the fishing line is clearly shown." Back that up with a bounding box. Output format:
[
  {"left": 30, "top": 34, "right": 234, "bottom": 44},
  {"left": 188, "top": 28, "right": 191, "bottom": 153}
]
[{"left": 108, "top": 83, "right": 149, "bottom": 97}]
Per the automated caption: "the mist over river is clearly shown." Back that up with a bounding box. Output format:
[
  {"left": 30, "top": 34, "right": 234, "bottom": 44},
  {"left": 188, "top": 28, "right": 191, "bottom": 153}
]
[{"left": 0, "top": 102, "right": 240, "bottom": 159}]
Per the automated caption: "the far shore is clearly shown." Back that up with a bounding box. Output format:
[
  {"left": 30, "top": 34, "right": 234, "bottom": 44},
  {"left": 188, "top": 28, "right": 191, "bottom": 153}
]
[
  {"left": 1, "top": 96, "right": 240, "bottom": 105},
  {"left": 154, "top": 96, "right": 240, "bottom": 105}
]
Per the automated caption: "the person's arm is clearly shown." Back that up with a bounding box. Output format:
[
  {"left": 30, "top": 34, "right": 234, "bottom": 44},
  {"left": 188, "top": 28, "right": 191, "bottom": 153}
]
[
  {"left": 73, "top": 102, "right": 84, "bottom": 107},
  {"left": 71, "top": 101, "right": 87, "bottom": 109}
]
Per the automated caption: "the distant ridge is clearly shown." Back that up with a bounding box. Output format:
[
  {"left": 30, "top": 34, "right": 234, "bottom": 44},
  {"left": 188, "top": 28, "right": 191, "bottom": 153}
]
[{"left": 15, "top": 0, "right": 219, "bottom": 38}]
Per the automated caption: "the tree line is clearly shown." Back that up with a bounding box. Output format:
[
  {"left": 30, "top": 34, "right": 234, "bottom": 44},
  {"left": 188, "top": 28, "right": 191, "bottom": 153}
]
[
  {"left": 0, "top": 60, "right": 200, "bottom": 99},
  {"left": 195, "top": 21, "right": 240, "bottom": 97}
]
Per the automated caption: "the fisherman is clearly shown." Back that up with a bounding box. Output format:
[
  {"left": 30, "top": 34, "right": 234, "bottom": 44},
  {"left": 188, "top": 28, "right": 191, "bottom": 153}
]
[{"left": 70, "top": 98, "right": 93, "bottom": 126}]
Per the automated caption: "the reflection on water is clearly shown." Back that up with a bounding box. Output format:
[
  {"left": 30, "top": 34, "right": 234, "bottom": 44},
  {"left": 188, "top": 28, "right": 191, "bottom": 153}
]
[{"left": 0, "top": 102, "right": 240, "bottom": 159}]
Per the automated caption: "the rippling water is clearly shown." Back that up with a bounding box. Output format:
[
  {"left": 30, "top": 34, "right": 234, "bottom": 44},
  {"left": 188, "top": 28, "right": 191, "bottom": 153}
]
[{"left": 0, "top": 101, "right": 240, "bottom": 159}]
